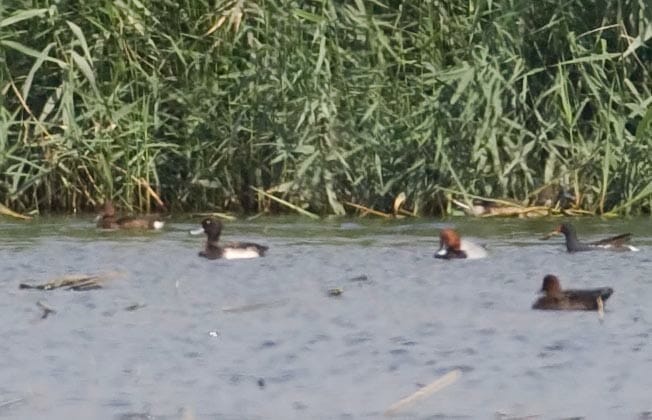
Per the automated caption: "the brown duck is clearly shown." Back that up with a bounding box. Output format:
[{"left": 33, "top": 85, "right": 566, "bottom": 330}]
[
  {"left": 532, "top": 275, "right": 613, "bottom": 311},
  {"left": 96, "top": 200, "right": 165, "bottom": 230}
]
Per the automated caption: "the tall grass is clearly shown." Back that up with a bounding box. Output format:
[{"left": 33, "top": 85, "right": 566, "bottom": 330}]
[{"left": 0, "top": 0, "right": 650, "bottom": 215}]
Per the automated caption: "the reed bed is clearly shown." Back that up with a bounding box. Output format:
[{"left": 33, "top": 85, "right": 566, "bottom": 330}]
[{"left": 1, "top": 1, "right": 650, "bottom": 215}]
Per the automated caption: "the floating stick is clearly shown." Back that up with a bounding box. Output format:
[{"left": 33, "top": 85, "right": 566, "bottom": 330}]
[
  {"left": 36, "top": 300, "right": 56, "bottom": 319},
  {"left": 222, "top": 299, "right": 289, "bottom": 313},
  {"left": 0, "top": 397, "right": 25, "bottom": 410},
  {"left": 384, "top": 369, "right": 461, "bottom": 416},
  {"left": 19, "top": 272, "right": 123, "bottom": 291}
]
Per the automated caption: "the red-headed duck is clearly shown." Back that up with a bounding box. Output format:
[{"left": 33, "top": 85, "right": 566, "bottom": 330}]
[
  {"left": 532, "top": 274, "right": 613, "bottom": 310},
  {"left": 190, "top": 217, "right": 268, "bottom": 259},
  {"left": 96, "top": 201, "right": 165, "bottom": 230},
  {"left": 434, "top": 228, "right": 487, "bottom": 259},
  {"left": 544, "top": 223, "right": 638, "bottom": 252}
]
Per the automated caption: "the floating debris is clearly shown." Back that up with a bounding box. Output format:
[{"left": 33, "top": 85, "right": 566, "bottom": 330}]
[
  {"left": 36, "top": 300, "right": 56, "bottom": 319},
  {"left": 495, "top": 411, "right": 540, "bottom": 420},
  {"left": 349, "top": 275, "right": 369, "bottom": 282},
  {"left": 125, "top": 303, "right": 146, "bottom": 312},
  {"left": 19, "top": 272, "right": 122, "bottom": 291},
  {"left": 117, "top": 412, "right": 156, "bottom": 420},
  {"left": 222, "top": 299, "right": 288, "bottom": 313},
  {"left": 327, "top": 288, "right": 343, "bottom": 297},
  {"left": 257, "top": 378, "right": 265, "bottom": 388},
  {"left": 384, "top": 369, "right": 461, "bottom": 416},
  {"left": 0, "top": 397, "right": 25, "bottom": 410}
]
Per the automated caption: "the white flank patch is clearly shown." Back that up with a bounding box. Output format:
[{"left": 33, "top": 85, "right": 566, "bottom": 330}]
[
  {"left": 152, "top": 220, "right": 165, "bottom": 230},
  {"left": 460, "top": 240, "right": 488, "bottom": 259},
  {"left": 189, "top": 227, "right": 204, "bottom": 235},
  {"left": 435, "top": 248, "right": 447, "bottom": 256},
  {"left": 598, "top": 244, "right": 639, "bottom": 252},
  {"left": 223, "top": 248, "right": 261, "bottom": 260}
]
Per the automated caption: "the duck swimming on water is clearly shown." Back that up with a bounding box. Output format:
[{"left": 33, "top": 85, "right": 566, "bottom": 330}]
[
  {"left": 544, "top": 223, "right": 638, "bottom": 253},
  {"left": 532, "top": 275, "right": 613, "bottom": 311},
  {"left": 190, "top": 217, "right": 268, "bottom": 260},
  {"left": 96, "top": 200, "right": 165, "bottom": 230},
  {"left": 434, "top": 228, "right": 487, "bottom": 259}
]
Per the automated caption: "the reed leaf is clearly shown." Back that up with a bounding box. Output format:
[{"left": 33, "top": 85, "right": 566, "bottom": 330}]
[{"left": 0, "top": 0, "right": 650, "bottom": 215}]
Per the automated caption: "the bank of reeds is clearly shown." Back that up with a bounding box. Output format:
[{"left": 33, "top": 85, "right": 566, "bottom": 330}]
[{"left": 1, "top": 1, "right": 651, "bottom": 215}]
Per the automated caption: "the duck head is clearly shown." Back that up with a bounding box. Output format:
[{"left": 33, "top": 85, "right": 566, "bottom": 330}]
[
  {"left": 556, "top": 223, "right": 574, "bottom": 237},
  {"left": 540, "top": 274, "right": 562, "bottom": 296},
  {"left": 95, "top": 200, "right": 116, "bottom": 222},
  {"left": 541, "top": 223, "right": 574, "bottom": 240},
  {"left": 434, "top": 228, "right": 466, "bottom": 258},
  {"left": 190, "top": 217, "right": 223, "bottom": 241}
]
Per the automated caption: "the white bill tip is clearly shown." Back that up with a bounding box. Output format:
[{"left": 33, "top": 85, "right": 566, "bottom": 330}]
[{"left": 189, "top": 227, "right": 205, "bottom": 235}]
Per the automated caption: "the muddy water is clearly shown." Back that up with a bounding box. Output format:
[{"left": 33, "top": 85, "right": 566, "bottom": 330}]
[{"left": 1, "top": 216, "right": 651, "bottom": 419}]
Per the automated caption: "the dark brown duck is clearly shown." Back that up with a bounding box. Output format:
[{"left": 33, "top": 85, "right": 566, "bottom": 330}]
[
  {"left": 532, "top": 275, "right": 613, "bottom": 311},
  {"left": 96, "top": 201, "right": 165, "bottom": 230}
]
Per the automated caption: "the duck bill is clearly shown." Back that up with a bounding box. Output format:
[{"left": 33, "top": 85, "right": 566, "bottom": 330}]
[
  {"left": 434, "top": 247, "right": 448, "bottom": 257},
  {"left": 189, "top": 227, "right": 205, "bottom": 235},
  {"left": 540, "top": 230, "right": 561, "bottom": 240}
]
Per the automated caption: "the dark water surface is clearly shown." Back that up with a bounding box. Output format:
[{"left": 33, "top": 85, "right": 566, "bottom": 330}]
[{"left": 1, "top": 216, "right": 652, "bottom": 419}]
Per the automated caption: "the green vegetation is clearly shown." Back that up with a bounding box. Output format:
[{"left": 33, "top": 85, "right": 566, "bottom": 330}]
[{"left": 1, "top": 0, "right": 651, "bottom": 216}]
